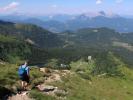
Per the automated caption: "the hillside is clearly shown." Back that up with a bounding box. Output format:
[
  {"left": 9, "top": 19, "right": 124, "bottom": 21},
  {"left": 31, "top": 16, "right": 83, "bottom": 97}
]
[
  {"left": 58, "top": 28, "right": 133, "bottom": 66},
  {"left": 0, "top": 20, "right": 63, "bottom": 48},
  {"left": 1, "top": 23, "right": 133, "bottom": 66},
  {"left": 0, "top": 35, "right": 32, "bottom": 63},
  {"left": 1, "top": 52, "right": 133, "bottom": 100},
  {"left": 59, "top": 28, "right": 128, "bottom": 47}
]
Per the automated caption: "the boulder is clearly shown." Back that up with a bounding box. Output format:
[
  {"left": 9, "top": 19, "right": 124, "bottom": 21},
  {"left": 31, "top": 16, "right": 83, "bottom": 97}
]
[
  {"left": 36, "top": 85, "right": 57, "bottom": 92},
  {"left": 39, "top": 68, "right": 51, "bottom": 73}
]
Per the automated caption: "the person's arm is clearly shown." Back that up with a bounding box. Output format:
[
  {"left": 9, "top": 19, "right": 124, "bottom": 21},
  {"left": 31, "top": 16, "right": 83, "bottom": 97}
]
[{"left": 26, "top": 67, "right": 30, "bottom": 77}]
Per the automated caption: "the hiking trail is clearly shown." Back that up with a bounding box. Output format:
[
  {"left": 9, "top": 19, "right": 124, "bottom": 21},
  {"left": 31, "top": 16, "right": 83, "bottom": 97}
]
[{"left": 8, "top": 68, "right": 71, "bottom": 100}]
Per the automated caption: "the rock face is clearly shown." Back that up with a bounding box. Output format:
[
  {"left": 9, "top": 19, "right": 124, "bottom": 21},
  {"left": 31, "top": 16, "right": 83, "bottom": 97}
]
[
  {"left": 39, "top": 68, "right": 51, "bottom": 73},
  {"left": 54, "top": 89, "right": 67, "bottom": 97},
  {"left": 0, "top": 59, "right": 5, "bottom": 65},
  {"left": 36, "top": 84, "right": 67, "bottom": 98},
  {"left": 45, "top": 73, "right": 61, "bottom": 83},
  {"left": 36, "top": 85, "right": 57, "bottom": 92},
  {"left": 39, "top": 68, "right": 71, "bottom": 83}
]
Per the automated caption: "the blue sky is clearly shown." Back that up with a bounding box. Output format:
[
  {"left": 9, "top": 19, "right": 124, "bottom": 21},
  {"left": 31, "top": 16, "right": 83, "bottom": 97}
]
[{"left": 0, "top": 0, "right": 132, "bottom": 16}]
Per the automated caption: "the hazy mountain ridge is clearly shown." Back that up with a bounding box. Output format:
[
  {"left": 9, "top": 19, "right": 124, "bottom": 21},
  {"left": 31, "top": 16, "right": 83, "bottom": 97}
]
[{"left": 1, "top": 13, "right": 133, "bottom": 33}]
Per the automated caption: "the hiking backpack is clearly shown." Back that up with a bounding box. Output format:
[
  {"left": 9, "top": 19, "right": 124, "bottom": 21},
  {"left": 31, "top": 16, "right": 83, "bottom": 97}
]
[{"left": 18, "top": 65, "right": 27, "bottom": 76}]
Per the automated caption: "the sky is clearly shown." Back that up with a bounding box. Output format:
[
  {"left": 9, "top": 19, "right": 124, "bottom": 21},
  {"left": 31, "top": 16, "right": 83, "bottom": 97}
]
[{"left": 0, "top": 0, "right": 132, "bottom": 16}]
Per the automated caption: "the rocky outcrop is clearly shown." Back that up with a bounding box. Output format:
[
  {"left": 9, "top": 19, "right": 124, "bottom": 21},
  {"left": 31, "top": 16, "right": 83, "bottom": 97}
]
[
  {"left": 8, "top": 68, "right": 71, "bottom": 100},
  {"left": 36, "top": 84, "right": 67, "bottom": 99}
]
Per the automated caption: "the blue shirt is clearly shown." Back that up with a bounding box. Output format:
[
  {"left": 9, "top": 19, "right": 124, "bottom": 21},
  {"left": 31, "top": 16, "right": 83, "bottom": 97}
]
[{"left": 21, "top": 64, "right": 29, "bottom": 75}]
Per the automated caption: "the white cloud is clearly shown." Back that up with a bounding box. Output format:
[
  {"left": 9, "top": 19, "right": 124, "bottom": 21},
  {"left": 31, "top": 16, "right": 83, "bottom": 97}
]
[
  {"left": 96, "top": 0, "right": 102, "bottom": 5},
  {"left": 116, "top": 0, "right": 123, "bottom": 3},
  {"left": 0, "top": 2, "right": 19, "bottom": 12}
]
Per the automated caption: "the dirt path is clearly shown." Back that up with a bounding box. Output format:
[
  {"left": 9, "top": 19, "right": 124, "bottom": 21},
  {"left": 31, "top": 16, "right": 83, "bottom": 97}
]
[
  {"left": 8, "top": 91, "right": 32, "bottom": 100},
  {"left": 36, "top": 69, "right": 70, "bottom": 98}
]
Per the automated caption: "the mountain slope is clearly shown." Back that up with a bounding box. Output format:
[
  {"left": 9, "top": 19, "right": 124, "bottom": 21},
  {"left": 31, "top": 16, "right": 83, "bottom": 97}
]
[
  {"left": 60, "top": 28, "right": 123, "bottom": 48},
  {"left": 0, "top": 20, "right": 64, "bottom": 48},
  {"left": 0, "top": 34, "right": 32, "bottom": 63}
]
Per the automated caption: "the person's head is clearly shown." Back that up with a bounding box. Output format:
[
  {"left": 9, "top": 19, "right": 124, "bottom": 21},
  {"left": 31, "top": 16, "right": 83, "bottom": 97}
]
[
  {"left": 18, "top": 60, "right": 29, "bottom": 66},
  {"left": 24, "top": 60, "right": 29, "bottom": 66}
]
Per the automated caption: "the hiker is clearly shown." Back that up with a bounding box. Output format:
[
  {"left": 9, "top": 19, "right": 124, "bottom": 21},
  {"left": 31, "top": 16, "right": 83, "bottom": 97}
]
[{"left": 18, "top": 61, "right": 30, "bottom": 91}]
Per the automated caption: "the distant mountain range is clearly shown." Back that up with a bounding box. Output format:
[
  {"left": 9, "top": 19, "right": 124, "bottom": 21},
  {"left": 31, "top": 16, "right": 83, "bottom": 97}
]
[{"left": 1, "top": 12, "right": 133, "bottom": 33}]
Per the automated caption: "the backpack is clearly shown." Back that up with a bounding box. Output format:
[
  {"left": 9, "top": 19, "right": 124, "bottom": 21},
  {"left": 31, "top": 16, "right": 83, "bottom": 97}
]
[{"left": 18, "top": 65, "right": 27, "bottom": 76}]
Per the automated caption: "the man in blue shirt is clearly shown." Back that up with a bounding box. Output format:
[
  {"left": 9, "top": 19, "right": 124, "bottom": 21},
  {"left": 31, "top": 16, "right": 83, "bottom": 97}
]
[{"left": 18, "top": 61, "right": 30, "bottom": 91}]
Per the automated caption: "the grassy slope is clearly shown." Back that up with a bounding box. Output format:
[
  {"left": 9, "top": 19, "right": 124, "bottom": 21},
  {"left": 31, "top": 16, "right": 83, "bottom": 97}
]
[
  {"left": 50, "top": 67, "right": 133, "bottom": 100},
  {"left": 0, "top": 63, "right": 45, "bottom": 98},
  {"left": 0, "top": 63, "right": 133, "bottom": 100},
  {"left": 29, "top": 66, "right": 133, "bottom": 100},
  {"left": 0, "top": 35, "right": 18, "bottom": 43}
]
